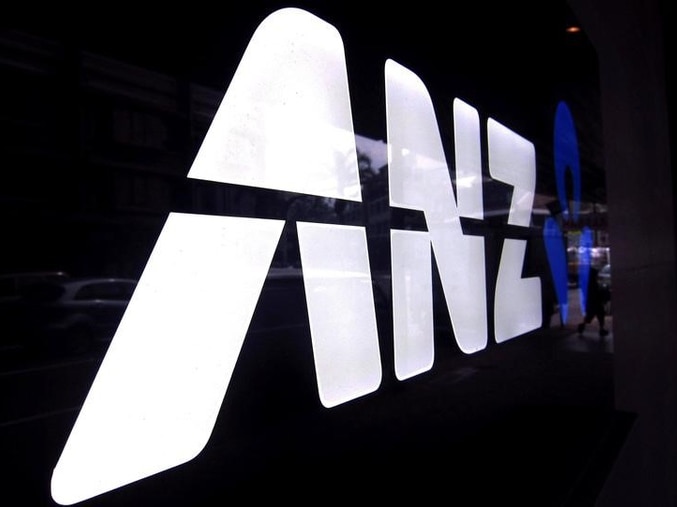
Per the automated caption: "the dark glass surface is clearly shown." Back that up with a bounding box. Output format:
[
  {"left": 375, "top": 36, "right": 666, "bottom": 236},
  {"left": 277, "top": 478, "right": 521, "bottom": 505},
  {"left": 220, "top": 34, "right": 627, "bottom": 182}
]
[{"left": 1, "top": 3, "right": 615, "bottom": 505}]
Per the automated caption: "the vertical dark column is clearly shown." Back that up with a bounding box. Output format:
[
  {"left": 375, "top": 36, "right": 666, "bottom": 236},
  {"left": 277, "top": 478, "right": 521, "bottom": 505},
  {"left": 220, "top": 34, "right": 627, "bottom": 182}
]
[{"left": 568, "top": 0, "right": 677, "bottom": 505}]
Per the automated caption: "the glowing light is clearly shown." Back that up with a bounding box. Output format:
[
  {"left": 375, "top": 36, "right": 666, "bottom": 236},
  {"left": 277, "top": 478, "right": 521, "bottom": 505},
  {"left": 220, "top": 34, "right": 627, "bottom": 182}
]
[
  {"left": 188, "top": 7, "right": 361, "bottom": 201},
  {"left": 51, "top": 214, "right": 284, "bottom": 505},
  {"left": 487, "top": 118, "right": 536, "bottom": 228},
  {"left": 545, "top": 101, "right": 585, "bottom": 324},
  {"left": 494, "top": 239, "right": 543, "bottom": 342},
  {"left": 385, "top": 58, "right": 487, "bottom": 354},
  {"left": 544, "top": 218, "right": 569, "bottom": 323},
  {"left": 391, "top": 229, "right": 434, "bottom": 380},
  {"left": 454, "top": 98, "right": 484, "bottom": 220},
  {"left": 297, "top": 222, "right": 382, "bottom": 407},
  {"left": 554, "top": 101, "right": 581, "bottom": 222},
  {"left": 487, "top": 118, "right": 542, "bottom": 341}
]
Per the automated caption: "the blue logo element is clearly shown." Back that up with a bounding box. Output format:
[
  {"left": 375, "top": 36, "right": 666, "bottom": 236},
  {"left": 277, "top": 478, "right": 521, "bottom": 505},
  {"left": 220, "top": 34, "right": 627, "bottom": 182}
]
[
  {"left": 544, "top": 101, "right": 591, "bottom": 324},
  {"left": 543, "top": 218, "right": 569, "bottom": 322}
]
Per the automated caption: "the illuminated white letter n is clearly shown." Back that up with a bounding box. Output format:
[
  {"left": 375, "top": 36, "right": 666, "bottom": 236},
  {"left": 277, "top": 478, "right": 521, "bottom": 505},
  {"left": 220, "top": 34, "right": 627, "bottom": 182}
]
[{"left": 385, "top": 59, "right": 488, "bottom": 371}]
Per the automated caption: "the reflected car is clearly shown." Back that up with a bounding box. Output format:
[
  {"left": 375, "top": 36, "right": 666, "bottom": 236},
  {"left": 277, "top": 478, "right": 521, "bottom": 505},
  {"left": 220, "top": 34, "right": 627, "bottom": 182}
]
[{"left": 12, "top": 277, "right": 137, "bottom": 355}]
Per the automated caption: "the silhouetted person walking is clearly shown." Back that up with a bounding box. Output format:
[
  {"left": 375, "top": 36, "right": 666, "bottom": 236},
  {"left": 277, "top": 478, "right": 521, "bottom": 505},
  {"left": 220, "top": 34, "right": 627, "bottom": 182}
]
[{"left": 577, "top": 266, "right": 610, "bottom": 338}]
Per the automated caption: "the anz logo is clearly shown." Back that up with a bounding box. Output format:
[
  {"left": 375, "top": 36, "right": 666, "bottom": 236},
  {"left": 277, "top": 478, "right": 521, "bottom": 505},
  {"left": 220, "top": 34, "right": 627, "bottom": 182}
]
[{"left": 51, "top": 7, "right": 578, "bottom": 504}]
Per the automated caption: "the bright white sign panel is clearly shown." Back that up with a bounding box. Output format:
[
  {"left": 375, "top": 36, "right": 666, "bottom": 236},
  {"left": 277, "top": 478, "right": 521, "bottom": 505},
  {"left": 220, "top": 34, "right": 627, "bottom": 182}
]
[
  {"left": 385, "top": 59, "right": 488, "bottom": 354},
  {"left": 297, "top": 222, "right": 382, "bottom": 407},
  {"left": 487, "top": 119, "right": 542, "bottom": 342},
  {"left": 51, "top": 214, "right": 284, "bottom": 505},
  {"left": 391, "top": 229, "right": 434, "bottom": 380},
  {"left": 188, "top": 7, "right": 361, "bottom": 201}
]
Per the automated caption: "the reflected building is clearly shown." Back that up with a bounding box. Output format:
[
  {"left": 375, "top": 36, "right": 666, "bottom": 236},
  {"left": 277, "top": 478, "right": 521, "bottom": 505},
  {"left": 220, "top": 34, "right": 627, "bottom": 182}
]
[{"left": 0, "top": 30, "right": 287, "bottom": 277}]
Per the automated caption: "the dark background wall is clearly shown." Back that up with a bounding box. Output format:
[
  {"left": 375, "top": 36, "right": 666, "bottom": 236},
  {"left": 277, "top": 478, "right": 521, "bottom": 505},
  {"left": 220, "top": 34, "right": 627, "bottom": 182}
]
[{"left": 568, "top": 0, "right": 677, "bottom": 504}]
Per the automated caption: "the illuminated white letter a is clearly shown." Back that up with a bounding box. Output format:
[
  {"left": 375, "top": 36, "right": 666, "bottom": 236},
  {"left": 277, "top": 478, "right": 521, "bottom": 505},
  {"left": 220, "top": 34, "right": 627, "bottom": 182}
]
[{"left": 50, "top": 8, "right": 378, "bottom": 505}]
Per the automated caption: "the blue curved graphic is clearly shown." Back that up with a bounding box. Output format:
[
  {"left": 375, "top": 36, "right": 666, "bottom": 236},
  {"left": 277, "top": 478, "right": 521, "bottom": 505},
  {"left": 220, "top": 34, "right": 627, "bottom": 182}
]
[
  {"left": 554, "top": 101, "right": 581, "bottom": 222},
  {"left": 545, "top": 101, "right": 589, "bottom": 324},
  {"left": 544, "top": 217, "right": 569, "bottom": 323}
]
